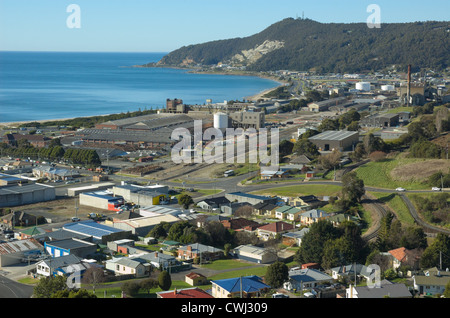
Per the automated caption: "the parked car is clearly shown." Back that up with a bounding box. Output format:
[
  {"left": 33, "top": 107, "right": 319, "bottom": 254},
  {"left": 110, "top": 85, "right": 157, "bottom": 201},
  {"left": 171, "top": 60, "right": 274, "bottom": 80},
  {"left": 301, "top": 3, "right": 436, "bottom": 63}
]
[
  {"left": 71, "top": 217, "right": 81, "bottom": 222},
  {"left": 432, "top": 187, "right": 441, "bottom": 191},
  {"left": 272, "top": 293, "right": 289, "bottom": 298},
  {"left": 396, "top": 187, "right": 406, "bottom": 192}
]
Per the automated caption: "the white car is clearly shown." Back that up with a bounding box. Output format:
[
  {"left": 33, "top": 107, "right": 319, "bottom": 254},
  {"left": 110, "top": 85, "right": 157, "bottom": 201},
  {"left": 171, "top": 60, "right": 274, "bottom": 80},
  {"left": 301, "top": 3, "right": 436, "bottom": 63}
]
[
  {"left": 396, "top": 187, "right": 406, "bottom": 192},
  {"left": 432, "top": 187, "right": 441, "bottom": 191}
]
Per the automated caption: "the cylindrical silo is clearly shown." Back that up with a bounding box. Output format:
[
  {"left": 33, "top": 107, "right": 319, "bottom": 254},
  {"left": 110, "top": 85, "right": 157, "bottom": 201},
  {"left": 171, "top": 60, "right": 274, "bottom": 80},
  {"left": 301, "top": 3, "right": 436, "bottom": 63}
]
[
  {"left": 356, "top": 82, "right": 371, "bottom": 92},
  {"left": 214, "top": 112, "right": 228, "bottom": 132}
]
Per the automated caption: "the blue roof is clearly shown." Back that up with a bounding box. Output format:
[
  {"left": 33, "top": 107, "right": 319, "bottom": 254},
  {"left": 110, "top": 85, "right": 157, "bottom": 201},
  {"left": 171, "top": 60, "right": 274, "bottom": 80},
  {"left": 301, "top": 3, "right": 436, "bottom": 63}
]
[
  {"left": 63, "top": 220, "right": 124, "bottom": 239},
  {"left": 211, "top": 275, "right": 270, "bottom": 293}
]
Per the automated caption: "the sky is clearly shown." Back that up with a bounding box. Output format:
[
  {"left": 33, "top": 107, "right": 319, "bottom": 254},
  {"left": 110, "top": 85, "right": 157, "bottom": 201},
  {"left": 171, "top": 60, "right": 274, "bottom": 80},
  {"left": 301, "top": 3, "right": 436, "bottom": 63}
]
[{"left": 0, "top": 0, "right": 449, "bottom": 52}]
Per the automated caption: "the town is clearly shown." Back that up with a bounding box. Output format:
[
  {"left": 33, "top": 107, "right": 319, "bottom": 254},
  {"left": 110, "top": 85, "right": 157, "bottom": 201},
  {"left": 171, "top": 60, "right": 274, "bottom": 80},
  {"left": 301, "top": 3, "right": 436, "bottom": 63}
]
[{"left": 0, "top": 65, "right": 449, "bottom": 300}]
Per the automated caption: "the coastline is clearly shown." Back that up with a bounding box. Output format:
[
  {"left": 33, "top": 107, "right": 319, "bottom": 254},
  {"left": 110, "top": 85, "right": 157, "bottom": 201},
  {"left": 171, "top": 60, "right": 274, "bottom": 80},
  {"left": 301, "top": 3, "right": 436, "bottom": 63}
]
[{"left": 0, "top": 66, "right": 286, "bottom": 127}]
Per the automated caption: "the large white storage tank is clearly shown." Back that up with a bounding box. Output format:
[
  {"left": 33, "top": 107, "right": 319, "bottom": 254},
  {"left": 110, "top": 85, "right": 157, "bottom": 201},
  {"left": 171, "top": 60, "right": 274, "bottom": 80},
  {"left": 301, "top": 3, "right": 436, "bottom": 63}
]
[
  {"left": 214, "top": 112, "right": 229, "bottom": 132},
  {"left": 356, "top": 82, "right": 371, "bottom": 92},
  {"left": 381, "top": 85, "right": 395, "bottom": 91}
]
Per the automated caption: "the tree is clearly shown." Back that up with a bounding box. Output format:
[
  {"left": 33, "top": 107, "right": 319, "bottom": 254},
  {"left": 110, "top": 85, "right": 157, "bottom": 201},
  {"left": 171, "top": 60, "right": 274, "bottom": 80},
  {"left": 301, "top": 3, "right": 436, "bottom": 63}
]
[
  {"left": 264, "top": 261, "right": 288, "bottom": 288},
  {"left": 279, "top": 140, "right": 294, "bottom": 158},
  {"left": 51, "top": 289, "right": 97, "bottom": 298},
  {"left": 33, "top": 275, "right": 68, "bottom": 298},
  {"left": 179, "top": 194, "right": 194, "bottom": 209},
  {"left": 318, "top": 149, "right": 341, "bottom": 170},
  {"left": 444, "top": 280, "right": 450, "bottom": 298},
  {"left": 294, "top": 220, "right": 340, "bottom": 264},
  {"left": 292, "top": 138, "right": 319, "bottom": 159},
  {"left": 420, "top": 233, "right": 450, "bottom": 269},
  {"left": 121, "top": 281, "right": 141, "bottom": 297},
  {"left": 140, "top": 278, "right": 158, "bottom": 295},
  {"left": 158, "top": 271, "right": 172, "bottom": 291},
  {"left": 81, "top": 267, "right": 106, "bottom": 294},
  {"left": 341, "top": 171, "right": 365, "bottom": 205}
]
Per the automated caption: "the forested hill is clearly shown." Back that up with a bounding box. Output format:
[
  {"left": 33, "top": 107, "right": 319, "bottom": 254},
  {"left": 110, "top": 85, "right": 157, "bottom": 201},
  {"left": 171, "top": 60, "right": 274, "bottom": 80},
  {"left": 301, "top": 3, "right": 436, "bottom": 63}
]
[{"left": 154, "top": 18, "right": 449, "bottom": 73}]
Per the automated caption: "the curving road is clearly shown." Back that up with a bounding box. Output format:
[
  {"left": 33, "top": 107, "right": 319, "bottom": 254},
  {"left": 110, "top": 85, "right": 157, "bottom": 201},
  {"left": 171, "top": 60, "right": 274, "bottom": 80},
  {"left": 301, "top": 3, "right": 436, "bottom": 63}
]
[{"left": 0, "top": 275, "right": 34, "bottom": 298}]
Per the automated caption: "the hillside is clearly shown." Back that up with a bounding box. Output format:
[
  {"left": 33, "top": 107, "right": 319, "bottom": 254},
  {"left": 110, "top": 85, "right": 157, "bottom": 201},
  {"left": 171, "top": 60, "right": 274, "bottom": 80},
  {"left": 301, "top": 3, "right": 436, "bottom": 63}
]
[{"left": 153, "top": 18, "right": 450, "bottom": 73}]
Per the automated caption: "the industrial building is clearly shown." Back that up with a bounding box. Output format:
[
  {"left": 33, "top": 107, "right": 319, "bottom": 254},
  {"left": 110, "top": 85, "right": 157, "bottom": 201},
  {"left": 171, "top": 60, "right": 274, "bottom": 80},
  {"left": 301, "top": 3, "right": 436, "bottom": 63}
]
[
  {"left": 0, "top": 238, "right": 44, "bottom": 267},
  {"left": 308, "top": 130, "right": 359, "bottom": 152},
  {"left": 308, "top": 97, "right": 348, "bottom": 112},
  {"left": 111, "top": 214, "right": 180, "bottom": 237},
  {"left": 44, "top": 238, "right": 97, "bottom": 258},
  {"left": 228, "top": 111, "right": 265, "bottom": 129},
  {"left": 112, "top": 184, "right": 169, "bottom": 206},
  {"left": 0, "top": 182, "right": 56, "bottom": 208},
  {"left": 360, "top": 113, "right": 400, "bottom": 128},
  {"left": 62, "top": 220, "right": 131, "bottom": 244},
  {"left": 79, "top": 191, "right": 124, "bottom": 211}
]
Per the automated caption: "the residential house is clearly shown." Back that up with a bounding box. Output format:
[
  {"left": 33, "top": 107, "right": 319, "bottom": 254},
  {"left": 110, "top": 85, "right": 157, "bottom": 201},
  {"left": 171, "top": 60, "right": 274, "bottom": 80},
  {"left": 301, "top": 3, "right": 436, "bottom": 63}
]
[
  {"left": 252, "top": 202, "right": 278, "bottom": 217},
  {"left": 105, "top": 256, "right": 149, "bottom": 278},
  {"left": 330, "top": 264, "right": 374, "bottom": 283},
  {"left": 177, "top": 243, "right": 224, "bottom": 262},
  {"left": 299, "top": 209, "right": 331, "bottom": 225},
  {"left": 260, "top": 169, "right": 287, "bottom": 180},
  {"left": 346, "top": 279, "right": 412, "bottom": 298},
  {"left": 290, "top": 195, "right": 325, "bottom": 209},
  {"left": 211, "top": 275, "right": 270, "bottom": 298},
  {"left": 275, "top": 206, "right": 302, "bottom": 222},
  {"left": 185, "top": 272, "right": 209, "bottom": 286},
  {"left": 196, "top": 196, "right": 230, "bottom": 211},
  {"left": 284, "top": 268, "right": 334, "bottom": 291},
  {"left": 327, "top": 214, "right": 361, "bottom": 227},
  {"left": 18, "top": 226, "right": 48, "bottom": 240},
  {"left": 1, "top": 211, "right": 38, "bottom": 228},
  {"left": 35, "top": 254, "right": 91, "bottom": 277},
  {"left": 130, "top": 251, "right": 179, "bottom": 271},
  {"left": 195, "top": 215, "right": 230, "bottom": 228},
  {"left": 231, "top": 244, "right": 278, "bottom": 264},
  {"left": 282, "top": 228, "right": 310, "bottom": 247},
  {"left": 388, "top": 247, "right": 421, "bottom": 271},
  {"left": 256, "top": 221, "right": 294, "bottom": 241},
  {"left": 413, "top": 267, "right": 450, "bottom": 296},
  {"left": 220, "top": 202, "right": 252, "bottom": 215},
  {"left": 32, "top": 166, "right": 79, "bottom": 181},
  {"left": 157, "top": 287, "right": 214, "bottom": 299}
]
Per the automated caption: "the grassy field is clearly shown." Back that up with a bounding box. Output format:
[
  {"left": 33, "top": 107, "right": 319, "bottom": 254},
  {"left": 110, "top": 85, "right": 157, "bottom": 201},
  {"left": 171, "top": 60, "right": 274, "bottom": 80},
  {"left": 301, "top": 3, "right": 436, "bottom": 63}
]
[
  {"left": 250, "top": 184, "right": 342, "bottom": 197},
  {"left": 369, "top": 192, "right": 415, "bottom": 225},
  {"left": 354, "top": 156, "right": 445, "bottom": 190}
]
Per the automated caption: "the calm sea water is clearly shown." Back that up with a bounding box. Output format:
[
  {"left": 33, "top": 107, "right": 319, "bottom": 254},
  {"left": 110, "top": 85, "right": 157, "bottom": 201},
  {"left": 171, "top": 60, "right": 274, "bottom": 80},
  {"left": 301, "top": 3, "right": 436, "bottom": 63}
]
[{"left": 0, "top": 51, "right": 279, "bottom": 123}]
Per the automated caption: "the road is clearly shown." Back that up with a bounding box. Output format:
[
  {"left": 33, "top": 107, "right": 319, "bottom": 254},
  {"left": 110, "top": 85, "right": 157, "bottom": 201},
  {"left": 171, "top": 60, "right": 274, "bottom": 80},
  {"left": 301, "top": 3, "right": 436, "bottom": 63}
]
[{"left": 0, "top": 275, "right": 34, "bottom": 298}]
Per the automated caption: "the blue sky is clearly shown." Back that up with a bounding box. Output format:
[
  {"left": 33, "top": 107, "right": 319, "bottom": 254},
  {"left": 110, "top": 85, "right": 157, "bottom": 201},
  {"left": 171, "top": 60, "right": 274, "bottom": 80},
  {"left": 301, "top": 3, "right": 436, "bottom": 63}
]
[{"left": 0, "top": 0, "right": 449, "bottom": 52}]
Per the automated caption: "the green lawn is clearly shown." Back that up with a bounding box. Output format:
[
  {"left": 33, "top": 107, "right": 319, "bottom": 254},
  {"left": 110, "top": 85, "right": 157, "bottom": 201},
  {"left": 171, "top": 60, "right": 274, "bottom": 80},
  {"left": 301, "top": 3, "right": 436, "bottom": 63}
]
[
  {"left": 355, "top": 158, "right": 430, "bottom": 190},
  {"left": 369, "top": 192, "right": 415, "bottom": 225},
  {"left": 251, "top": 184, "right": 342, "bottom": 197},
  {"left": 199, "top": 259, "right": 255, "bottom": 271}
]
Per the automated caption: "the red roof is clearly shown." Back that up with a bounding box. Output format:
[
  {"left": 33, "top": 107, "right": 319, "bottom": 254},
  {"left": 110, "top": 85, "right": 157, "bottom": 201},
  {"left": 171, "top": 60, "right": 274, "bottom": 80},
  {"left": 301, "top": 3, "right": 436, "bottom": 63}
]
[
  {"left": 258, "top": 221, "right": 293, "bottom": 233},
  {"left": 158, "top": 288, "right": 213, "bottom": 299},
  {"left": 388, "top": 247, "right": 407, "bottom": 262}
]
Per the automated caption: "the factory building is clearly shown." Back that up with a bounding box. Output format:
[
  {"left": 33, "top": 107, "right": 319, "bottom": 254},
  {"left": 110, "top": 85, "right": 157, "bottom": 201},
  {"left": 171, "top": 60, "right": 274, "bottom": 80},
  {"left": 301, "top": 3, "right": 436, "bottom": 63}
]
[
  {"left": 308, "top": 130, "right": 359, "bottom": 152},
  {"left": 112, "top": 184, "right": 169, "bottom": 206},
  {"left": 79, "top": 191, "right": 124, "bottom": 211},
  {"left": 0, "top": 182, "right": 56, "bottom": 208}
]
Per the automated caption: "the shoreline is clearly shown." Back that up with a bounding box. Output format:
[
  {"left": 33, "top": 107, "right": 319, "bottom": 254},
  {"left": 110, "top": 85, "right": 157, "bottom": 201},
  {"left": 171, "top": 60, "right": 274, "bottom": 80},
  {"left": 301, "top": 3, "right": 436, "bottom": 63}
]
[{"left": 0, "top": 66, "right": 286, "bottom": 127}]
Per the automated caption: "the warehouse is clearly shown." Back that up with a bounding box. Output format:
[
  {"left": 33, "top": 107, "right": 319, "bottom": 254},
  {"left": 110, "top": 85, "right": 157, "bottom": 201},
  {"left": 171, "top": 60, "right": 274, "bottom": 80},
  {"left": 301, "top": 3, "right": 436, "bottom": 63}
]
[
  {"left": 111, "top": 214, "right": 180, "bottom": 237},
  {"left": 0, "top": 238, "right": 44, "bottom": 267},
  {"left": 62, "top": 220, "right": 131, "bottom": 244},
  {"left": 308, "top": 130, "right": 359, "bottom": 152},
  {"left": 79, "top": 191, "right": 124, "bottom": 211},
  {"left": 0, "top": 182, "right": 56, "bottom": 208},
  {"left": 112, "top": 184, "right": 169, "bottom": 206},
  {"left": 44, "top": 238, "right": 97, "bottom": 258},
  {"left": 359, "top": 113, "right": 400, "bottom": 128}
]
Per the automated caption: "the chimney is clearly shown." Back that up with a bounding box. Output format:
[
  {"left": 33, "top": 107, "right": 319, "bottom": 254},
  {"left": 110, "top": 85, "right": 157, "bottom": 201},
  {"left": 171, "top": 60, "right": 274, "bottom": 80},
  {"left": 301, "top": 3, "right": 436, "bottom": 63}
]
[
  {"left": 174, "top": 288, "right": 177, "bottom": 295},
  {"left": 407, "top": 64, "right": 411, "bottom": 106},
  {"left": 343, "top": 266, "right": 346, "bottom": 273}
]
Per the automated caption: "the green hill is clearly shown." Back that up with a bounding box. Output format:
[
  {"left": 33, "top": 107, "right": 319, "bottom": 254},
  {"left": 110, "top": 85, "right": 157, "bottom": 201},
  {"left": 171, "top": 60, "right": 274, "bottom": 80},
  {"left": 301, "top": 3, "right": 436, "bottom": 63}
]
[{"left": 153, "top": 18, "right": 449, "bottom": 73}]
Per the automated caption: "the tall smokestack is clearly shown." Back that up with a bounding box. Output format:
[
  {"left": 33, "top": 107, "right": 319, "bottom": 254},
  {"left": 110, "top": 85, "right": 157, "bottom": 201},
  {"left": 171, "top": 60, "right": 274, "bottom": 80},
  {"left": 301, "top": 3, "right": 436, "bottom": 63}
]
[{"left": 407, "top": 64, "right": 411, "bottom": 106}]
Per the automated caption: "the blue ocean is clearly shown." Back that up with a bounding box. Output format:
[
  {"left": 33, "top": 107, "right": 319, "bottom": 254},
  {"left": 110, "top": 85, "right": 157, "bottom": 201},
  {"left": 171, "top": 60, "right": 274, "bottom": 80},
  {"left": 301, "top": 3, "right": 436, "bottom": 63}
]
[{"left": 0, "top": 51, "right": 279, "bottom": 123}]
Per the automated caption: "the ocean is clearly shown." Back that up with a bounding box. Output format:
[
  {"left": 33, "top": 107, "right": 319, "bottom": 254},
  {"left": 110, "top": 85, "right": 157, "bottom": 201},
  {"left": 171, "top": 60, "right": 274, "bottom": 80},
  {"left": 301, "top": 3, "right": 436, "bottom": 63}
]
[{"left": 0, "top": 51, "right": 280, "bottom": 123}]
